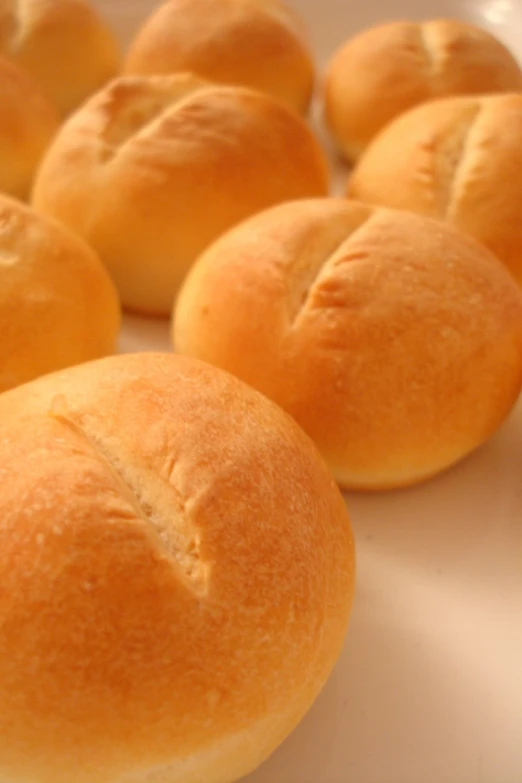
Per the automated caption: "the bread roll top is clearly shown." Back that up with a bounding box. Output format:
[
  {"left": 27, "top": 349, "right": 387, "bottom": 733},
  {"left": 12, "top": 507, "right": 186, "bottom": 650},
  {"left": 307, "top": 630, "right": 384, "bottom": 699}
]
[
  {"left": 32, "top": 73, "right": 329, "bottom": 315},
  {"left": 173, "top": 199, "right": 522, "bottom": 489},
  {"left": 324, "top": 18, "right": 522, "bottom": 160},
  {"left": 0, "top": 53, "right": 58, "bottom": 199},
  {"left": 124, "top": 0, "right": 315, "bottom": 113},
  {"left": 349, "top": 92, "right": 522, "bottom": 284},
  {"left": 0, "top": 193, "right": 120, "bottom": 392},
  {"left": 0, "top": 0, "right": 120, "bottom": 115},
  {"left": 0, "top": 352, "right": 354, "bottom": 783}
]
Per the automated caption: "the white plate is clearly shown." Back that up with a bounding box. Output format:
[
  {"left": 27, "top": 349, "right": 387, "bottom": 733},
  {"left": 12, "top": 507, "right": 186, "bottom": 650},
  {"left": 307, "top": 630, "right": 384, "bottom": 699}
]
[{"left": 94, "top": 1, "right": 522, "bottom": 781}]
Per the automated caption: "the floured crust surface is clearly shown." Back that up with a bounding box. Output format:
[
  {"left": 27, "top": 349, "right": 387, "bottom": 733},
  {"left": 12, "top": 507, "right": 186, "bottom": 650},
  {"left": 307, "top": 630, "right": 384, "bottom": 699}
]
[
  {"left": 173, "top": 199, "right": 522, "bottom": 489},
  {"left": 0, "top": 352, "right": 354, "bottom": 783},
  {"left": 324, "top": 19, "right": 522, "bottom": 160},
  {"left": 32, "top": 74, "right": 329, "bottom": 315},
  {"left": 349, "top": 92, "right": 522, "bottom": 285}
]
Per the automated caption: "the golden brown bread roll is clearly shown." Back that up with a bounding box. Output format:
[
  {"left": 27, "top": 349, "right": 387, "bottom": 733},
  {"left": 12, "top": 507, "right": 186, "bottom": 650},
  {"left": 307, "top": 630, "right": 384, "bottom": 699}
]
[
  {"left": 0, "top": 351, "right": 355, "bottom": 783},
  {"left": 348, "top": 92, "right": 522, "bottom": 285},
  {"left": 173, "top": 199, "right": 522, "bottom": 490},
  {"left": 124, "top": 0, "right": 315, "bottom": 114},
  {"left": 0, "top": 192, "right": 120, "bottom": 393},
  {"left": 324, "top": 19, "right": 522, "bottom": 161},
  {"left": 31, "top": 73, "right": 329, "bottom": 316},
  {"left": 0, "top": 54, "right": 58, "bottom": 199},
  {"left": 0, "top": 0, "right": 120, "bottom": 116}
]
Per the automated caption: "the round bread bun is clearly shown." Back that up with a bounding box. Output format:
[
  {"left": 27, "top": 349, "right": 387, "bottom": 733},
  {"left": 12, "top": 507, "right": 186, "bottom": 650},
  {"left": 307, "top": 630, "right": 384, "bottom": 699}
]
[
  {"left": 31, "top": 73, "right": 330, "bottom": 316},
  {"left": 124, "top": 0, "right": 315, "bottom": 115},
  {"left": 0, "top": 54, "right": 58, "bottom": 200},
  {"left": 0, "top": 0, "right": 120, "bottom": 116},
  {"left": 0, "top": 192, "right": 120, "bottom": 393},
  {"left": 0, "top": 351, "right": 355, "bottom": 783},
  {"left": 348, "top": 92, "right": 522, "bottom": 285},
  {"left": 173, "top": 199, "right": 522, "bottom": 491},
  {"left": 324, "top": 18, "right": 522, "bottom": 161}
]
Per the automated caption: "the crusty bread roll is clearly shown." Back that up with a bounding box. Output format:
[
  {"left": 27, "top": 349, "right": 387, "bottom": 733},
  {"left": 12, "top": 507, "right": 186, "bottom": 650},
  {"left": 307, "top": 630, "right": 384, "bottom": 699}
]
[
  {"left": 348, "top": 92, "right": 522, "bottom": 285},
  {"left": 124, "top": 0, "right": 314, "bottom": 114},
  {"left": 173, "top": 199, "right": 522, "bottom": 491},
  {"left": 324, "top": 19, "right": 522, "bottom": 161},
  {"left": 0, "top": 352, "right": 355, "bottom": 783},
  {"left": 32, "top": 73, "right": 329, "bottom": 316},
  {"left": 0, "top": 54, "right": 58, "bottom": 199},
  {"left": 0, "top": 0, "right": 120, "bottom": 116},
  {"left": 0, "top": 192, "right": 120, "bottom": 393}
]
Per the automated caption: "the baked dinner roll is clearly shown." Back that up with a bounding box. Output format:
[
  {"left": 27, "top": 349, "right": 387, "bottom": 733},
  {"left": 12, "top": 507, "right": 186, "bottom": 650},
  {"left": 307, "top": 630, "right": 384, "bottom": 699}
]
[
  {"left": 348, "top": 92, "right": 522, "bottom": 285},
  {"left": 0, "top": 352, "right": 355, "bottom": 783},
  {"left": 0, "top": 54, "right": 58, "bottom": 199},
  {"left": 0, "top": 193, "right": 120, "bottom": 393},
  {"left": 32, "top": 73, "right": 329, "bottom": 316},
  {"left": 124, "top": 0, "right": 314, "bottom": 115},
  {"left": 324, "top": 19, "right": 522, "bottom": 161},
  {"left": 173, "top": 199, "right": 522, "bottom": 490},
  {"left": 0, "top": 0, "right": 120, "bottom": 116}
]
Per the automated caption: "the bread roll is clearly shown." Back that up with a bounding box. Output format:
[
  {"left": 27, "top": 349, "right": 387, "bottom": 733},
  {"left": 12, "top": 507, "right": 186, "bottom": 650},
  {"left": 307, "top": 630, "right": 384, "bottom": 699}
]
[
  {"left": 173, "top": 199, "right": 522, "bottom": 491},
  {"left": 32, "top": 73, "right": 329, "bottom": 316},
  {"left": 0, "top": 193, "right": 120, "bottom": 393},
  {"left": 324, "top": 19, "right": 522, "bottom": 161},
  {"left": 348, "top": 92, "right": 522, "bottom": 285},
  {"left": 124, "top": 0, "right": 314, "bottom": 115},
  {"left": 0, "top": 352, "right": 355, "bottom": 783},
  {"left": 0, "top": 54, "right": 58, "bottom": 199},
  {"left": 0, "top": 0, "right": 120, "bottom": 116}
]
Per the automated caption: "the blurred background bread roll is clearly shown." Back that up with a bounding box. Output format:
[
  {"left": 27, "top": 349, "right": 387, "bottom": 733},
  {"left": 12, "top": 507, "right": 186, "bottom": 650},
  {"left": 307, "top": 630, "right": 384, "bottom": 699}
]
[
  {"left": 0, "top": 54, "right": 58, "bottom": 199},
  {"left": 348, "top": 92, "right": 522, "bottom": 285},
  {"left": 124, "top": 0, "right": 315, "bottom": 114},
  {"left": 32, "top": 73, "right": 330, "bottom": 316},
  {"left": 324, "top": 19, "right": 522, "bottom": 161},
  {"left": 0, "top": 193, "right": 120, "bottom": 393},
  {"left": 173, "top": 199, "right": 522, "bottom": 490},
  {"left": 0, "top": 352, "right": 354, "bottom": 783},
  {"left": 0, "top": 0, "right": 120, "bottom": 116}
]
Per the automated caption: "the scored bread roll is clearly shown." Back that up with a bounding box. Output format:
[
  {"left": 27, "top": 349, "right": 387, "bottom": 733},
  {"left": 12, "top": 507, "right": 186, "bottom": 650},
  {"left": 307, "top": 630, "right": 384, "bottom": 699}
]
[
  {"left": 32, "top": 73, "right": 329, "bottom": 316},
  {"left": 0, "top": 0, "right": 120, "bottom": 116},
  {"left": 0, "top": 192, "right": 120, "bottom": 393},
  {"left": 124, "top": 0, "right": 315, "bottom": 114},
  {"left": 348, "top": 92, "right": 522, "bottom": 285},
  {"left": 0, "top": 54, "right": 58, "bottom": 199},
  {"left": 173, "top": 199, "right": 522, "bottom": 491},
  {"left": 324, "top": 18, "right": 522, "bottom": 161},
  {"left": 0, "top": 352, "right": 355, "bottom": 783}
]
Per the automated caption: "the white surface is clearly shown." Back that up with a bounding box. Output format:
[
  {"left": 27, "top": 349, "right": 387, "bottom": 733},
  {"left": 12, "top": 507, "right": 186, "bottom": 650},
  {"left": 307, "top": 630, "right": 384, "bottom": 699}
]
[{"left": 95, "top": 0, "right": 522, "bottom": 780}]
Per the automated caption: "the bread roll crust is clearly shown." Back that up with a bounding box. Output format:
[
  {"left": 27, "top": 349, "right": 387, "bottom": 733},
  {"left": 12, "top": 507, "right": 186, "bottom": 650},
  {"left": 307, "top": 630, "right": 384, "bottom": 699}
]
[
  {"left": 0, "top": 352, "right": 354, "bottom": 783},
  {"left": 124, "top": 0, "right": 314, "bottom": 114},
  {"left": 0, "top": 53, "right": 58, "bottom": 199},
  {"left": 348, "top": 92, "right": 522, "bottom": 285},
  {"left": 0, "top": 193, "right": 120, "bottom": 393},
  {"left": 32, "top": 73, "right": 329, "bottom": 315},
  {"left": 173, "top": 199, "right": 522, "bottom": 490},
  {"left": 324, "top": 18, "right": 522, "bottom": 161},
  {"left": 0, "top": 0, "right": 120, "bottom": 115}
]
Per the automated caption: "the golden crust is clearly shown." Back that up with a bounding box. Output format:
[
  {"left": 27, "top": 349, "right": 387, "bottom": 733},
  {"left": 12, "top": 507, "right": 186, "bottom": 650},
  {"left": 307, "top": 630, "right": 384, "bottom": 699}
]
[
  {"left": 0, "top": 0, "right": 121, "bottom": 115},
  {"left": 0, "top": 352, "right": 354, "bottom": 783},
  {"left": 31, "top": 73, "right": 329, "bottom": 316},
  {"left": 124, "top": 0, "right": 314, "bottom": 114},
  {"left": 348, "top": 92, "right": 522, "bottom": 285},
  {"left": 0, "top": 193, "right": 120, "bottom": 393},
  {"left": 324, "top": 18, "right": 522, "bottom": 161},
  {"left": 173, "top": 198, "right": 522, "bottom": 490},
  {"left": 0, "top": 53, "right": 58, "bottom": 199}
]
